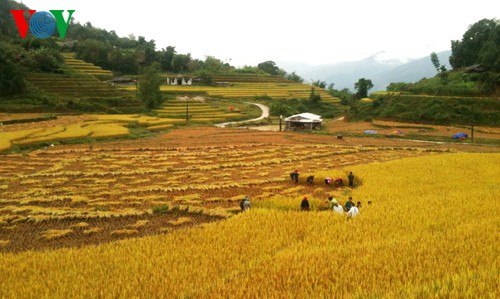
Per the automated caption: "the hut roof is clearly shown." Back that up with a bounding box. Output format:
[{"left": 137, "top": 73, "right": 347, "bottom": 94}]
[{"left": 284, "top": 113, "right": 322, "bottom": 123}]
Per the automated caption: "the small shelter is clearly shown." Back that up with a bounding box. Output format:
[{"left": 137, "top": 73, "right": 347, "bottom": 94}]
[{"left": 284, "top": 113, "right": 322, "bottom": 131}]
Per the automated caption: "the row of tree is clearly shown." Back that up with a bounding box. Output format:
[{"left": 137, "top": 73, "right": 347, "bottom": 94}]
[{"left": 449, "top": 18, "right": 499, "bottom": 72}]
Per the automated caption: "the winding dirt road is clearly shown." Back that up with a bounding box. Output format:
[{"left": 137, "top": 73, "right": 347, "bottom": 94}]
[{"left": 215, "top": 102, "right": 269, "bottom": 128}]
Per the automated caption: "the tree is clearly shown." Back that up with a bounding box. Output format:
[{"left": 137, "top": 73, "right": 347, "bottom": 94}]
[
  {"left": 139, "top": 62, "right": 163, "bottom": 110},
  {"left": 309, "top": 87, "right": 321, "bottom": 106},
  {"left": 159, "top": 46, "right": 176, "bottom": 72},
  {"left": 430, "top": 52, "right": 449, "bottom": 85},
  {"left": 312, "top": 80, "right": 326, "bottom": 88},
  {"left": 172, "top": 53, "right": 192, "bottom": 73},
  {"left": 76, "top": 39, "right": 111, "bottom": 69},
  {"left": 354, "top": 78, "right": 373, "bottom": 98},
  {"left": 430, "top": 52, "right": 441, "bottom": 72},
  {"left": 257, "top": 61, "right": 279, "bottom": 75},
  {"left": 478, "top": 25, "right": 500, "bottom": 72},
  {"left": 450, "top": 19, "right": 498, "bottom": 69},
  {"left": 0, "top": 45, "right": 25, "bottom": 96},
  {"left": 328, "top": 87, "right": 354, "bottom": 106},
  {"left": 286, "top": 72, "right": 304, "bottom": 83},
  {"left": 202, "top": 56, "right": 233, "bottom": 73},
  {"left": 196, "top": 69, "right": 214, "bottom": 86},
  {"left": 26, "top": 47, "right": 64, "bottom": 73}
]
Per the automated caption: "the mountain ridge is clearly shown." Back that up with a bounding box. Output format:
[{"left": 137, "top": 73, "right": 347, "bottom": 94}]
[{"left": 278, "top": 50, "right": 452, "bottom": 92}]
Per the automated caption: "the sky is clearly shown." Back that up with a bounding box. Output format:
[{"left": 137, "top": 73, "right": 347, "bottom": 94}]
[{"left": 19, "top": 0, "right": 500, "bottom": 67}]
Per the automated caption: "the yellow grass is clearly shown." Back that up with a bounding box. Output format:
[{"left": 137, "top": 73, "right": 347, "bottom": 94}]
[
  {"left": 70, "top": 222, "right": 89, "bottom": 229},
  {"left": 82, "top": 227, "right": 102, "bottom": 235},
  {"left": 111, "top": 229, "right": 138, "bottom": 236},
  {"left": 127, "top": 220, "right": 149, "bottom": 229},
  {"left": 39, "top": 229, "right": 73, "bottom": 240},
  {"left": 0, "top": 153, "right": 498, "bottom": 298}
]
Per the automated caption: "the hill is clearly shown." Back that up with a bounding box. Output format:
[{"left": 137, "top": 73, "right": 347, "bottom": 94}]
[{"left": 280, "top": 51, "right": 452, "bottom": 92}]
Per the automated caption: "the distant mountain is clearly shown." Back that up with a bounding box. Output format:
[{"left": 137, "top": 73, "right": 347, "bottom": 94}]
[{"left": 279, "top": 50, "right": 452, "bottom": 92}]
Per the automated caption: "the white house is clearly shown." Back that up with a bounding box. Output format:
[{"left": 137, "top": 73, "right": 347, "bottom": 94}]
[{"left": 284, "top": 113, "right": 322, "bottom": 131}]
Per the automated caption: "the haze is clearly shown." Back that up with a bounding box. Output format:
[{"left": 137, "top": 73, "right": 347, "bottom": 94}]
[{"left": 19, "top": 0, "right": 500, "bottom": 66}]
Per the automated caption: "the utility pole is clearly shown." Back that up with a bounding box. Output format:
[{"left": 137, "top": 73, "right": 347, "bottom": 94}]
[
  {"left": 471, "top": 124, "right": 474, "bottom": 143},
  {"left": 186, "top": 97, "right": 189, "bottom": 123}
]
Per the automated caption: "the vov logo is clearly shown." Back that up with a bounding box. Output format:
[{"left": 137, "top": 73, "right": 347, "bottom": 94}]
[{"left": 10, "top": 10, "right": 75, "bottom": 39}]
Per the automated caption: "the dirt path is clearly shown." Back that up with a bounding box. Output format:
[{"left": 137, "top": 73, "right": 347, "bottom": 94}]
[{"left": 215, "top": 102, "right": 269, "bottom": 128}]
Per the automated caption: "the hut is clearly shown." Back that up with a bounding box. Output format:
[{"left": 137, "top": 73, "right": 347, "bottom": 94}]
[{"left": 284, "top": 113, "right": 322, "bottom": 131}]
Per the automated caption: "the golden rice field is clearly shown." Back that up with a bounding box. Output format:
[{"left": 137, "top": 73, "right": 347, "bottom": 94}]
[
  {"left": 0, "top": 103, "right": 254, "bottom": 152},
  {"left": 0, "top": 126, "right": 498, "bottom": 298},
  {"left": 0, "top": 114, "right": 183, "bottom": 152},
  {"left": 120, "top": 82, "right": 340, "bottom": 102}
]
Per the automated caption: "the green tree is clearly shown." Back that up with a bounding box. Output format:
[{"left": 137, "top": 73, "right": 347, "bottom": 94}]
[
  {"left": 286, "top": 72, "right": 304, "bottom": 83},
  {"left": 26, "top": 47, "right": 64, "bottom": 73},
  {"left": 309, "top": 87, "right": 321, "bottom": 106},
  {"left": 76, "top": 39, "right": 111, "bottom": 69},
  {"left": 328, "top": 87, "right": 354, "bottom": 106},
  {"left": 202, "top": 56, "right": 234, "bottom": 73},
  {"left": 159, "top": 46, "right": 176, "bottom": 72},
  {"left": 430, "top": 52, "right": 441, "bottom": 72},
  {"left": 0, "top": 45, "right": 25, "bottom": 96},
  {"left": 172, "top": 53, "right": 192, "bottom": 73},
  {"left": 450, "top": 19, "right": 498, "bottom": 69},
  {"left": 257, "top": 60, "right": 279, "bottom": 75},
  {"left": 354, "top": 78, "right": 373, "bottom": 98},
  {"left": 139, "top": 62, "right": 163, "bottom": 110},
  {"left": 196, "top": 69, "right": 214, "bottom": 85},
  {"left": 312, "top": 80, "right": 326, "bottom": 88},
  {"left": 478, "top": 25, "right": 500, "bottom": 72},
  {"left": 430, "top": 52, "right": 449, "bottom": 85}
]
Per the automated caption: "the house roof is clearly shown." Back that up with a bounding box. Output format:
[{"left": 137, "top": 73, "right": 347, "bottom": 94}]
[{"left": 284, "top": 113, "right": 322, "bottom": 123}]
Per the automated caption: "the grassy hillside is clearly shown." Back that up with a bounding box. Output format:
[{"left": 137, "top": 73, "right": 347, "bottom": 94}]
[
  {"left": 347, "top": 69, "right": 500, "bottom": 126},
  {"left": 349, "top": 94, "right": 500, "bottom": 126}
]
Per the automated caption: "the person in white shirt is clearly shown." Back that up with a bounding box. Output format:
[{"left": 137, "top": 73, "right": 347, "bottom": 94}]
[
  {"left": 242, "top": 197, "right": 251, "bottom": 211},
  {"left": 333, "top": 202, "right": 344, "bottom": 214},
  {"left": 347, "top": 205, "right": 359, "bottom": 219}
]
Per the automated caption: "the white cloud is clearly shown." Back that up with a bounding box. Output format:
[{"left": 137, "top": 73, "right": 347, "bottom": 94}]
[{"left": 20, "top": 0, "right": 500, "bottom": 66}]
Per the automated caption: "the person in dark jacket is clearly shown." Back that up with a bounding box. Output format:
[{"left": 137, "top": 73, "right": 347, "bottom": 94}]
[
  {"left": 348, "top": 172, "right": 355, "bottom": 187},
  {"left": 300, "top": 196, "right": 310, "bottom": 211},
  {"left": 344, "top": 197, "right": 354, "bottom": 212},
  {"left": 290, "top": 170, "right": 299, "bottom": 184}
]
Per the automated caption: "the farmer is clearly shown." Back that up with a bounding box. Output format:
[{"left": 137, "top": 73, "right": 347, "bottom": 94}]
[
  {"left": 334, "top": 177, "right": 343, "bottom": 186},
  {"left": 347, "top": 204, "right": 359, "bottom": 219},
  {"left": 290, "top": 170, "right": 299, "bottom": 184},
  {"left": 344, "top": 197, "right": 355, "bottom": 212},
  {"left": 300, "top": 196, "right": 310, "bottom": 211},
  {"left": 348, "top": 172, "right": 355, "bottom": 187},
  {"left": 328, "top": 196, "right": 338, "bottom": 208},
  {"left": 306, "top": 175, "right": 314, "bottom": 185},
  {"left": 324, "top": 177, "right": 333, "bottom": 185},
  {"left": 240, "top": 196, "right": 251, "bottom": 211},
  {"left": 333, "top": 202, "right": 344, "bottom": 214}
]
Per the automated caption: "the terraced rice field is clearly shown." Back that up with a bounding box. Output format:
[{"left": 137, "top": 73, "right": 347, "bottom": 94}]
[
  {"left": 0, "top": 114, "right": 185, "bottom": 152},
  {"left": 154, "top": 98, "right": 253, "bottom": 122},
  {"left": 120, "top": 82, "right": 339, "bottom": 102},
  {"left": 62, "top": 53, "right": 113, "bottom": 79},
  {"left": 0, "top": 127, "right": 449, "bottom": 252},
  {"left": 0, "top": 125, "right": 497, "bottom": 298}
]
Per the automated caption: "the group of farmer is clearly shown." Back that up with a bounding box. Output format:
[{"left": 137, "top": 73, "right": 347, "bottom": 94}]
[
  {"left": 291, "top": 170, "right": 355, "bottom": 188},
  {"left": 300, "top": 195, "right": 367, "bottom": 219},
  {"left": 241, "top": 170, "right": 363, "bottom": 219}
]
